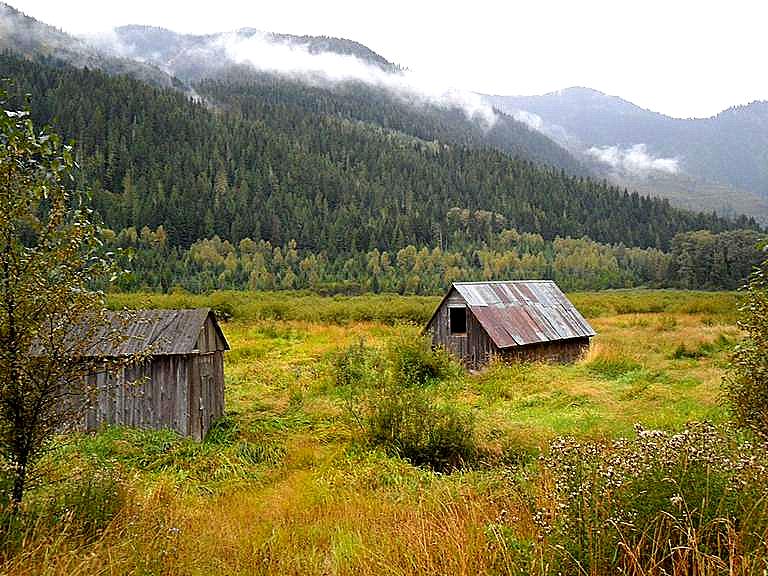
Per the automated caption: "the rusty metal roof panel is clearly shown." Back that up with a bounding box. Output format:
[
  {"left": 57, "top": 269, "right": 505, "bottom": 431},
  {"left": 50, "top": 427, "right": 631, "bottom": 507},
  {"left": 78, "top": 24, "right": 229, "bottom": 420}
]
[
  {"left": 514, "top": 282, "right": 537, "bottom": 303},
  {"left": 569, "top": 305, "right": 596, "bottom": 337},
  {"left": 85, "top": 308, "right": 230, "bottom": 357},
  {"left": 451, "top": 281, "right": 596, "bottom": 348},
  {"left": 534, "top": 303, "right": 581, "bottom": 340},
  {"left": 471, "top": 307, "right": 517, "bottom": 347},
  {"left": 527, "top": 303, "right": 564, "bottom": 340},
  {"left": 494, "top": 282, "right": 521, "bottom": 304},
  {"left": 530, "top": 283, "right": 557, "bottom": 306}
]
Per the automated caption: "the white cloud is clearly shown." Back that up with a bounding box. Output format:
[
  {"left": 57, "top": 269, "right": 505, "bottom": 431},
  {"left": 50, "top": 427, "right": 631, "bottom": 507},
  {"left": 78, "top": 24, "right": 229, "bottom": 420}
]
[
  {"left": 587, "top": 143, "right": 680, "bottom": 174},
  {"left": 216, "top": 31, "right": 498, "bottom": 128},
  {"left": 512, "top": 109, "right": 543, "bottom": 130}
]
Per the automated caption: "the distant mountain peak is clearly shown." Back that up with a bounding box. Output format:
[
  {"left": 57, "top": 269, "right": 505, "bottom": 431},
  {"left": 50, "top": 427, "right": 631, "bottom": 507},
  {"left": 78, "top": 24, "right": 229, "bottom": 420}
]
[
  {"left": 109, "top": 24, "right": 396, "bottom": 80},
  {"left": 547, "top": 86, "right": 608, "bottom": 98},
  {"left": 482, "top": 86, "right": 768, "bottom": 220}
]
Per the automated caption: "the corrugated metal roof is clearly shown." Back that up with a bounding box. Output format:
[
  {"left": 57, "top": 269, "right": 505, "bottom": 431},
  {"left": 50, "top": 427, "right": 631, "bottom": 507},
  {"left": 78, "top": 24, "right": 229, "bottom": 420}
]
[
  {"left": 453, "top": 281, "right": 595, "bottom": 348},
  {"left": 85, "top": 308, "right": 229, "bottom": 357}
]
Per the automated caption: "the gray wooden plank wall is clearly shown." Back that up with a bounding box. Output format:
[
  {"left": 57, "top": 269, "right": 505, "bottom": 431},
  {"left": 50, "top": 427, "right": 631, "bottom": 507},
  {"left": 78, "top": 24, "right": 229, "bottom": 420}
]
[
  {"left": 83, "top": 355, "right": 193, "bottom": 437},
  {"left": 428, "top": 289, "right": 496, "bottom": 369}
]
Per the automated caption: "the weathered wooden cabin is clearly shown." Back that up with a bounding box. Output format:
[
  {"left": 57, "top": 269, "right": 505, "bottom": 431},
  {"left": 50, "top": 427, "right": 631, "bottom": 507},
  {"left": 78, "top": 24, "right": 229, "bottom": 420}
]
[
  {"left": 82, "top": 308, "right": 229, "bottom": 441},
  {"left": 425, "top": 281, "right": 595, "bottom": 368}
]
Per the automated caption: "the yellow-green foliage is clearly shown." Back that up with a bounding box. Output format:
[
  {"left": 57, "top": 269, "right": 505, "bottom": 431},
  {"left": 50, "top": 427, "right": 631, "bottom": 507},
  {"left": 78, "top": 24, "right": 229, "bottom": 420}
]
[
  {"left": 108, "top": 289, "right": 439, "bottom": 324},
  {"left": 3, "top": 289, "right": 757, "bottom": 575},
  {"left": 109, "top": 288, "right": 740, "bottom": 324}
]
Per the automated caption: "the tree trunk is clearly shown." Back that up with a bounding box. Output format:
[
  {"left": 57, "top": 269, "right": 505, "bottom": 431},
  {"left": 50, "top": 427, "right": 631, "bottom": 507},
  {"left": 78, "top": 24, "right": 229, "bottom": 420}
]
[{"left": 11, "top": 455, "right": 26, "bottom": 507}]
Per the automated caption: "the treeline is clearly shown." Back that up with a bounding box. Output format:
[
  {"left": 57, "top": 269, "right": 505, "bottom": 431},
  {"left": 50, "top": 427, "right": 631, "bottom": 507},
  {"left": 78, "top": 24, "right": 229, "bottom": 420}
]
[
  {"left": 2, "top": 52, "right": 756, "bottom": 260},
  {"left": 107, "top": 226, "right": 763, "bottom": 294}
]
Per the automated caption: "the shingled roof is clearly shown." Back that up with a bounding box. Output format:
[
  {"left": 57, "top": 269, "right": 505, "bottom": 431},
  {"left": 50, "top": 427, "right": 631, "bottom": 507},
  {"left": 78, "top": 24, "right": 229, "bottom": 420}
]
[
  {"left": 434, "top": 281, "right": 595, "bottom": 349},
  {"left": 85, "top": 308, "right": 229, "bottom": 357}
]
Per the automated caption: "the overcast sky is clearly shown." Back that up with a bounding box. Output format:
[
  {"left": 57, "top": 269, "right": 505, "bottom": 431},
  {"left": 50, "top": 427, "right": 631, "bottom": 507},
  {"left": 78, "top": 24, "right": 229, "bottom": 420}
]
[{"left": 8, "top": 0, "right": 767, "bottom": 118}]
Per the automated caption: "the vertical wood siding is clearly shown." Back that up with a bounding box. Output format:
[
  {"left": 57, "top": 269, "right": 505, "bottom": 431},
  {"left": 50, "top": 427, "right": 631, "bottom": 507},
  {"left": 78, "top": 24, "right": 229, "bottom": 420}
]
[
  {"left": 196, "top": 316, "right": 227, "bottom": 353},
  {"left": 498, "top": 337, "right": 590, "bottom": 364},
  {"left": 82, "top": 349, "right": 225, "bottom": 440}
]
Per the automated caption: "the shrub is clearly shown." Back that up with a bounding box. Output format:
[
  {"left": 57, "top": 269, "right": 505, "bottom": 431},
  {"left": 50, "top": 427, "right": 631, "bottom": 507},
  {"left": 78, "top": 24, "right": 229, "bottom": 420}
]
[
  {"left": 536, "top": 422, "right": 768, "bottom": 574},
  {"left": 335, "top": 331, "right": 471, "bottom": 471},
  {"left": 333, "top": 339, "right": 383, "bottom": 429},
  {"left": 725, "top": 253, "right": 768, "bottom": 440},
  {"left": 386, "top": 328, "right": 460, "bottom": 387},
  {"left": 333, "top": 339, "right": 380, "bottom": 389},
  {"left": 672, "top": 334, "right": 733, "bottom": 360},
  {"left": 671, "top": 343, "right": 706, "bottom": 359},
  {"left": 209, "top": 300, "right": 234, "bottom": 322},
  {"left": 586, "top": 352, "right": 642, "bottom": 379},
  {"left": 655, "top": 315, "right": 678, "bottom": 331},
  {"left": 366, "top": 388, "right": 477, "bottom": 472}
]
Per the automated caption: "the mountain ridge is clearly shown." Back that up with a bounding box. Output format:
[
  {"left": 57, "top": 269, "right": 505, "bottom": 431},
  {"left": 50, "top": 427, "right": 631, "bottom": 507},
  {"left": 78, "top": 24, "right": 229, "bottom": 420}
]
[
  {"left": 0, "top": 2, "right": 179, "bottom": 88},
  {"left": 1, "top": 2, "right": 764, "bottom": 228},
  {"left": 484, "top": 87, "right": 768, "bottom": 221},
  {"left": 106, "top": 21, "right": 587, "bottom": 175},
  {"left": 0, "top": 4, "right": 587, "bottom": 177},
  {"left": 105, "top": 24, "right": 399, "bottom": 81}
]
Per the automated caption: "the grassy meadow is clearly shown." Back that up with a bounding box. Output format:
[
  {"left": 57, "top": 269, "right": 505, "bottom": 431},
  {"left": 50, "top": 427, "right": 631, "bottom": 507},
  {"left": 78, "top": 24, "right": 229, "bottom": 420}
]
[{"left": 3, "top": 289, "right": 766, "bottom": 575}]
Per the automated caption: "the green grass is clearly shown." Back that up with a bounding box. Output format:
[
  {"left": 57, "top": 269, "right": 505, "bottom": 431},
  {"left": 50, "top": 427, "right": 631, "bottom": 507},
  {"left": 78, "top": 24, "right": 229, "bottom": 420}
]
[
  {"left": 107, "top": 289, "right": 439, "bottom": 324},
  {"left": 2, "top": 289, "right": 750, "bottom": 576}
]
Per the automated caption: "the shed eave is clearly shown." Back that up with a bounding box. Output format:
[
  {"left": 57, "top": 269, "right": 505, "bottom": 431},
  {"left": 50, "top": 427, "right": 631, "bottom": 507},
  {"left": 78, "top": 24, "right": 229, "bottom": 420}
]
[{"left": 494, "top": 333, "right": 594, "bottom": 350}]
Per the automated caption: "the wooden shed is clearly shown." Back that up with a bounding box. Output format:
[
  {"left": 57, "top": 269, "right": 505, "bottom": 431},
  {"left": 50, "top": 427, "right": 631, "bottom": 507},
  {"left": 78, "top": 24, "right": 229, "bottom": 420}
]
[
  {"left": 425, "top": 281, "right": 595, "bottom": 368},
  {"left": 82, "top": 308, "right": 229, "bottom": 441}
]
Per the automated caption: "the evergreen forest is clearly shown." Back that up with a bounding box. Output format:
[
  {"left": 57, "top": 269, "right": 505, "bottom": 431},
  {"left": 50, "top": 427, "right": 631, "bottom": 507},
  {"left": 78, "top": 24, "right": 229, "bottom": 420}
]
[{"left": 1, "top": 51, "right": 762, "bottom": 294}]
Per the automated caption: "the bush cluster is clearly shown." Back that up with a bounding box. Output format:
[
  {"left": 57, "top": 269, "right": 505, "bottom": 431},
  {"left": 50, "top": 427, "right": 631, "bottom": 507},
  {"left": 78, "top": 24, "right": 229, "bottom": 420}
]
[
  {"left": 725, "top": 255, "right": 768, "bottom": 440},
  {"left": 333, "top": 330, "right": 474, "bottom": 472},
  {"left": 386, "top": 330, "right": 460, "bottom": 387},
  {"left": 367, "top": 389, "right": 477, "bottom": 473}
]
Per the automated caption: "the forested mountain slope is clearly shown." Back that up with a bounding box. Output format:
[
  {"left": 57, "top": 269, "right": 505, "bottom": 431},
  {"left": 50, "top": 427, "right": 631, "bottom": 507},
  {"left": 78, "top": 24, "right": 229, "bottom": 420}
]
[
  {"left": 0, "top": 2, "right": 178, "bottom": 88},
  {"left": 0, "top": 5, "right": 588, "bottom": 177},
  {"left": 1, "top": 52, "right": 752, "bottom": 257},
  {"left": 194, "top": 72, "right": 586, "bottom": 175},
  {"left": 486, "top": 88, "right": 768, "bottom": 216},
  {"left": 109, "top": 25, "right": 586, "bottom": 174}
]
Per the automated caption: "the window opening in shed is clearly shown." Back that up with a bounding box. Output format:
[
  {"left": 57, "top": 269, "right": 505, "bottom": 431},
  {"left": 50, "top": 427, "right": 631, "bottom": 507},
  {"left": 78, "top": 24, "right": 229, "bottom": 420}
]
[{"left": 449, "top": 307, "right": 467, "bottom": 335}]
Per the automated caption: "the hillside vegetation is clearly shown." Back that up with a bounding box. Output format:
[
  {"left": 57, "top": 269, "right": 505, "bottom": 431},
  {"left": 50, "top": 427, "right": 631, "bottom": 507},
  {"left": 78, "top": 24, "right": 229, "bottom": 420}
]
[
  {"left": 2, "top": 52, "right": 754, "bottom": 257},
  {"left": 2, "top": 52, "right": 762, "bottom": 296}
]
